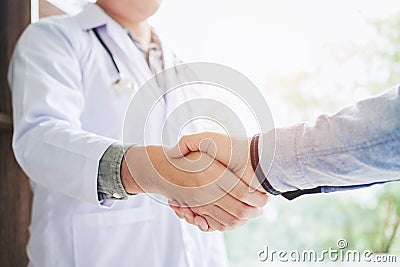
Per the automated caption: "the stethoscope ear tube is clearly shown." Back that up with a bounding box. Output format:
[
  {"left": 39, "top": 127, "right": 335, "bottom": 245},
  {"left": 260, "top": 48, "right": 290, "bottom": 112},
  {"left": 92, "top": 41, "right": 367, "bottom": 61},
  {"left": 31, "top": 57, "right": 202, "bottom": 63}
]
[
  {"left": 92, "top": 28, "right": 121, "bottom": 75},
  {"left": 92, "top": 27, "right": 137, "bottom": 92}
]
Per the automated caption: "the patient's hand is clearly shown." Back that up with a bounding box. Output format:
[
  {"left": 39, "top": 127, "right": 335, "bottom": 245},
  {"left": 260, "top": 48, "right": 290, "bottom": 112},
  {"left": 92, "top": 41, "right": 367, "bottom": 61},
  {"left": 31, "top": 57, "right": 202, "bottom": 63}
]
[{"left": 167, "top": 132, "right": 268, "bottom": 231}]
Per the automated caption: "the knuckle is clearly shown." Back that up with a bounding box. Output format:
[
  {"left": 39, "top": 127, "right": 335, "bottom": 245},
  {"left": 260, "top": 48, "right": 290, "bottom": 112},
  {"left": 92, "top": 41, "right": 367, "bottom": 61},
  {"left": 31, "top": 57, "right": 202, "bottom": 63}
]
[
  {"left": 178, "top": 135, "right": 186, "bottom": 146},
  {"left": 227, "top": 216, "right": 242, "bottom": 227},
  {"left": 235, "top": 187, "right": 249, "bottom": 201},
  {"left": 203, "top": 131, "right": 213, "bottom": 138},
  {"left": 248, "top": 191, "right": 268, "bottom": 207}
]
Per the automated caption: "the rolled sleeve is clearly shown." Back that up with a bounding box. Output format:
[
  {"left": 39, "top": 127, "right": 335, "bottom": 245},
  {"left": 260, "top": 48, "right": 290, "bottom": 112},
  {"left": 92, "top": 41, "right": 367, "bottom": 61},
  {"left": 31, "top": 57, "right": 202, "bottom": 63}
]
[{"left": 97, "top": 143, "right": 131, "bottom": 202}]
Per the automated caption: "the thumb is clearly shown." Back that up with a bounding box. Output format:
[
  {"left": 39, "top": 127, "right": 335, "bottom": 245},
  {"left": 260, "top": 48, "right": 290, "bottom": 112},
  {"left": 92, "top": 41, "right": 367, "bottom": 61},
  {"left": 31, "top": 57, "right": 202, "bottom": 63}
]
[
  {"left": 166, "top": 132, "right": 211, "bottom": 159},
  {"left": 165, "top": 142, "right": 187, "bottom": 159},
  {"left": 165, "top": 136, "right": 193, "bottom": 158}
]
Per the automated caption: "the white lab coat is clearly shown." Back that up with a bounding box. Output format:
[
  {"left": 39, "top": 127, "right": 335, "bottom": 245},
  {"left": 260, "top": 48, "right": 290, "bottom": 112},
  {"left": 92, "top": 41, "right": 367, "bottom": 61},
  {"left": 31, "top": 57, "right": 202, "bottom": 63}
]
[{"left": 8, "top": 4, "right": 228, "bottom": 267}]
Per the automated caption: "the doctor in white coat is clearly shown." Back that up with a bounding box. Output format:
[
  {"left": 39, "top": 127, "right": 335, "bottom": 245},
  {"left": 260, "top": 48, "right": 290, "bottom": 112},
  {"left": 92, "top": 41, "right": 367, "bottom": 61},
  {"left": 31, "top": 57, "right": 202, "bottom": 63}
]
[{"left": 8, "top": 1, "right": 268, "bottom": 266}]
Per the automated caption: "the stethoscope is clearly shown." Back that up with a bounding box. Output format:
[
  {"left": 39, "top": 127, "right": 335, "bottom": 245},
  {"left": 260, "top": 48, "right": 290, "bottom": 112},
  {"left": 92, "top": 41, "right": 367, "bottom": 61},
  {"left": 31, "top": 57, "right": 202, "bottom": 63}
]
[
  {"left": 92, "top": 28, "right": 137, "bottom": 93},
  {"left": 91, "top": 27, "right": 198, "bottom": 116}
]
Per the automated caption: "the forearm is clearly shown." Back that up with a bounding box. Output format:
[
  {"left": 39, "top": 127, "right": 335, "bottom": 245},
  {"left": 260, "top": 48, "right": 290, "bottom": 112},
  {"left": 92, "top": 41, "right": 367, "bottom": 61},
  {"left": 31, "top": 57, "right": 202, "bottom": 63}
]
[{"left": 259, "top": 86, "right": 400, "bottom": 194}]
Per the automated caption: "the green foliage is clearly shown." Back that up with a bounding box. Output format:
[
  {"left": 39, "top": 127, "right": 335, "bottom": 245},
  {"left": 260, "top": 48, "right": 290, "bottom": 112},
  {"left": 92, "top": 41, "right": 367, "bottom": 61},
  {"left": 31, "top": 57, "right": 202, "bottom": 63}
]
[
  {"left": 226, "top": 12, "right": 400, "bottom": 265},
  {"left": 337, "top": 184, "right": 400, "bottom": 254},
  {"left": 368, "top": 14, "right": 400, "bottom": 91}
]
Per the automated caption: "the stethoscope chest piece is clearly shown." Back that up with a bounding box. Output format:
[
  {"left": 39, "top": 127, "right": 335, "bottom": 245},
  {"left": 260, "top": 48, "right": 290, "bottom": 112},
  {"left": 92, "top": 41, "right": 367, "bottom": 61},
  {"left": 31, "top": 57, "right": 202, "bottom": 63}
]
[
  {"left": 113, "top": 78, "right": 137, "bottom": 93},
  {"left": 92, "top": 28, "right": 138, "bottom": 94}
]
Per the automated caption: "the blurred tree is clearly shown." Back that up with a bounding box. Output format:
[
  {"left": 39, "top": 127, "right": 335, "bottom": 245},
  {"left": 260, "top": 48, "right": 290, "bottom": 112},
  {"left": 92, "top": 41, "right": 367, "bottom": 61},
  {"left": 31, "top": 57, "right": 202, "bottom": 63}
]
[
  {"left": 354, "top": 12, "right": 400, "bottom": 253},
  {"left": 364, "top": 13, "right": 400, "bottom": 92},
  {"left": 226, "top": 11, "right": 400, "bottom": 265},
  {"left": 376, "top": 184, "right": 400, "bottom": 252},
  {"left": 339, "top": 184, "right": 400, "bottom": 253}
]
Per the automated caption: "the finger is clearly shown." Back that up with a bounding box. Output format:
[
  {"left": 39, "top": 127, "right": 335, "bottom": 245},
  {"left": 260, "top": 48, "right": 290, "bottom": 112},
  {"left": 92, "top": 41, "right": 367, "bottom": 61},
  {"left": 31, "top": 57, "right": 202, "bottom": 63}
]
[
  {"left": 171, "top": 207, "right": 185, "bottom": 219},
  {"left": 202, "top": 214, "right": 228, "bottom": 232},
  {"left": 166, "top": 143, "right": 187, "bottom": 158},
  {"left": 201, "top": 212, "right": 248, "bottom": 232},
  {"left": 170, "top": 203, "right": 197, "bottom": 225},
  {"left": 179, "top": 207, "right": 196, "bottom": 224},
  {"left": 215, "top": 193, "right": 262, "bottom": 220},
  {"left": 211, "top": 159, "right": 268, "bottom": 207},
  {"left": 192, "top": 205, "right": 243, "bottom": 231},
  {"left": 166, "top": 132, "right": 218, "bottom": 159},
  {"left": 174, "top": 207, "right": 211, "bottom": 231},
  {"left": 218, "top": 176, "right": 268, "bottom": 207},
  {"left": 174, "top": 211, "right": 184, "bottom": 219},
  {"left": 249, "top": 173, "right": 266, "bottom": 194},
  {"left": 166, "top": 133, "right": 204, "bottom": 158},
  {"left": 193, "top": 215, "right": 210, "bottom": 231},
  {"left": 239, "top": 160, "right": 266, "bottom": 194},
  {"left": 168, "top": 199, "right": 180, "bottom": 208}
]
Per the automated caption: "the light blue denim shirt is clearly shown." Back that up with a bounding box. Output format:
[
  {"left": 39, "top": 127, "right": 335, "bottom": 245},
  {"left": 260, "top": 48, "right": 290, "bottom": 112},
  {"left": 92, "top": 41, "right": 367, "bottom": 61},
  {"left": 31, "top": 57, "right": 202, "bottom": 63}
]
[{"left": 261, "top": 85, "right": 400, "bottom": 196}]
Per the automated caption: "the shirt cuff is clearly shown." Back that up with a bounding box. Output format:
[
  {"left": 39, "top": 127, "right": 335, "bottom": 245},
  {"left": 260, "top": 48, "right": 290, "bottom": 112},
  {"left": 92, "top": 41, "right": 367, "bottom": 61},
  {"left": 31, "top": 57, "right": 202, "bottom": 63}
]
[
  {"left": 259, "top": 126, "right": 317, "bottom": 193},
  {"left": 97, "top": 143, "right": 132, "bottom": 201}
]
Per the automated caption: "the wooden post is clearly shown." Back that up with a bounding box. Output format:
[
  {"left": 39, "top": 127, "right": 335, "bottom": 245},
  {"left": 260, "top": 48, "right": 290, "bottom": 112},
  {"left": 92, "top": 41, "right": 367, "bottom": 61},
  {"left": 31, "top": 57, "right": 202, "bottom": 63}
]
[{"left": 0, "top": 0, "right": 32, "bottom": 266}]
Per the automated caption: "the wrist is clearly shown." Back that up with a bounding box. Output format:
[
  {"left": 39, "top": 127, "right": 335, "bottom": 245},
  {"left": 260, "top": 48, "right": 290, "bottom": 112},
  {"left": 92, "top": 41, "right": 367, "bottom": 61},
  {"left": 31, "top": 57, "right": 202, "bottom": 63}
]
[
  {"left": 122, "top": 145, "right": 165, "bottom": 195},
  {"left": 250, "top": 134, "right": 280, "bottom": 195},
  {"left": 121, "top": 152, "right": 143, "bottom": 194}
]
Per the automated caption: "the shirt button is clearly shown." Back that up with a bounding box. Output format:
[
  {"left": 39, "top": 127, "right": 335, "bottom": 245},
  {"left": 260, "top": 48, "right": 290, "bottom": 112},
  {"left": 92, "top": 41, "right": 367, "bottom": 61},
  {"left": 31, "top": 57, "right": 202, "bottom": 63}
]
[{"left": 112, "top": 193, "right": 122, "bottom": 199}]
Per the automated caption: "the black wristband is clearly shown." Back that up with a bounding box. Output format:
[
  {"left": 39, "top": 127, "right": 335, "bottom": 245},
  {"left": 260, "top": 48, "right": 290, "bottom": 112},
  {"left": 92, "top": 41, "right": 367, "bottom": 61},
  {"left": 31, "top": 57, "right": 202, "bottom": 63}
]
[
  {"left": 250, "top": 134, "right": 280, "bottom": 195},
  {"left": 250, "top": 134, "right": 322, "bottom": 200}
]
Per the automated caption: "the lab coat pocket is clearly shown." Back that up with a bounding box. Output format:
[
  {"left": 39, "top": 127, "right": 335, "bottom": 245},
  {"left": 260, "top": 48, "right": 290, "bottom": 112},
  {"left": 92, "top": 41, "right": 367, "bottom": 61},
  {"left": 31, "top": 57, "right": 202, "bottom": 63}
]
[{"left": 72, "top": 207, "right": 158, "bottom": 267}]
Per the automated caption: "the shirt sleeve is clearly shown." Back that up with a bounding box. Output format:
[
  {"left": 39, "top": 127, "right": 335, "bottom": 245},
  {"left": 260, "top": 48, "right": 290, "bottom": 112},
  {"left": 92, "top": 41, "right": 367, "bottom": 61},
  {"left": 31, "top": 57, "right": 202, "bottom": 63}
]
[
  {"left": 97, "top": 143, "right": 129, "bottom": 201},
  {"left": 259, "top": 85, "right": 400, "bottom": 194},
  {"left": 9, "top": 21, "right": 117, "bottom": 206}
]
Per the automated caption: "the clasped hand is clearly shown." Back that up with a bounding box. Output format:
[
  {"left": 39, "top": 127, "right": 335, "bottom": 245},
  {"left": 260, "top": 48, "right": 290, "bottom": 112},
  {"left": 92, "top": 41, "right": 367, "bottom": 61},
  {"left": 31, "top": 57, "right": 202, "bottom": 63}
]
[{"left": 122, "top": 132, "right": 268, "bottom": 232}]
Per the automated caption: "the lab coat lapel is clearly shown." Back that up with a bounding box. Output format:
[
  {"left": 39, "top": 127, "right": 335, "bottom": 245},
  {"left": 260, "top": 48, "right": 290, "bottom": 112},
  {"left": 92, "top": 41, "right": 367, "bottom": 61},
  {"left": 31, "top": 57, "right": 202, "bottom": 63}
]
[
  {"left": 104, "top": 13, "right": 168, "bottom": 146},
  {"left": 105, "top": 22, "right": 154, "bottom": 84},
  {"left": 77, "top": 4, "right": 154, "bottom": 86},
  {"left": 159, "top": 42, "right": 203, "bottom": 140},
  {"left": 105, "top": 24, "right": 168, "bottom": 145}
]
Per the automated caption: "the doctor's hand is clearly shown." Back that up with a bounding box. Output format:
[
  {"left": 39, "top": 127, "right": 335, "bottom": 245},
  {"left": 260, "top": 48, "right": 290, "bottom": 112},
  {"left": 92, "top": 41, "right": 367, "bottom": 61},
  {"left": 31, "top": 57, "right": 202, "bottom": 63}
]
[
  {"left": 166, "top": 132, "right": 268, "bottom": 231},
  {"left": 121, "top": 145, "right": 268, "bottom": 231}
]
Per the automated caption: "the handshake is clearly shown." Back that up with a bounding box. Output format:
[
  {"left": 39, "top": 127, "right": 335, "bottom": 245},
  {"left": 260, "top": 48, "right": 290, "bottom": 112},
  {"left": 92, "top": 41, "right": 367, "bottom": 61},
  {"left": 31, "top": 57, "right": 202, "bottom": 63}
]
[{"left": 121, "top": 132, "right": 269, "bottom": 232}]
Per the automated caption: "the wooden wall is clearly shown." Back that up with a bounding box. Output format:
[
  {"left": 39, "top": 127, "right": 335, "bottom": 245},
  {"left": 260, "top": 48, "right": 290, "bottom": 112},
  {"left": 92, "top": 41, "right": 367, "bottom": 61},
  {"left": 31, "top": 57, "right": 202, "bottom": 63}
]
[{"left": 0, "top": 0, "right": 32, "bottom": 266}]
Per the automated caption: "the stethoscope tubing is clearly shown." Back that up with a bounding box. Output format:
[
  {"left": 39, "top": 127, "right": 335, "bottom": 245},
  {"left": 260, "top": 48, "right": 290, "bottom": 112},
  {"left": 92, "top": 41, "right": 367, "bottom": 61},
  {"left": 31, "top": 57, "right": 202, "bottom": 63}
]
[
  {"left": 91, "top": 26, "right": 196, "bottom": 116},
  {"left": 92, "top": 28, "right": 121, "bottom": 75}
]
